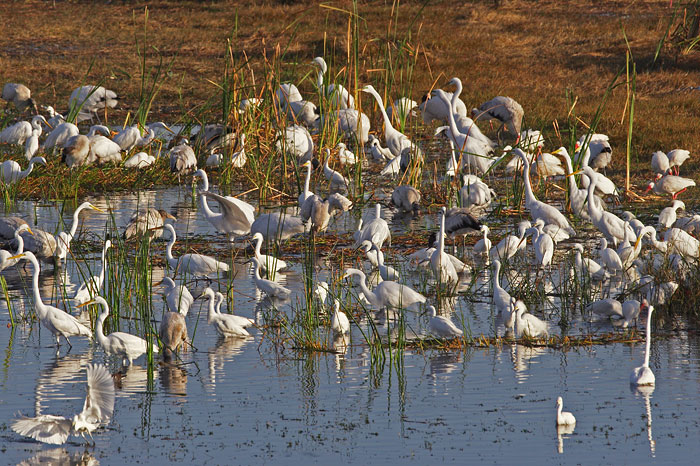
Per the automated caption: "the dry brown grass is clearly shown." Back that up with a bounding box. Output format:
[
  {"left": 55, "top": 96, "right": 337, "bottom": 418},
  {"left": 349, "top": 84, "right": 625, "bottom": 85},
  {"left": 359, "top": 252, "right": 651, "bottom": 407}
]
[{"left": 1, "top": 0, "right": 700, "bottom": 192}]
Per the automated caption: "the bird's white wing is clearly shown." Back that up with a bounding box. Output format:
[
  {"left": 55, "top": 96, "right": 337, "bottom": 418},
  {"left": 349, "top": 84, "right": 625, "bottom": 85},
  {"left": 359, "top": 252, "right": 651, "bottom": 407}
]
[
  {"left": 82, "top": 364, "right": 115, "bottom": 423},
  {"left": 12, "top": 414, "right": 72, "bottom": 445},
  {"left": 201, "top": 191, "right": 255, "bottom": 227}
]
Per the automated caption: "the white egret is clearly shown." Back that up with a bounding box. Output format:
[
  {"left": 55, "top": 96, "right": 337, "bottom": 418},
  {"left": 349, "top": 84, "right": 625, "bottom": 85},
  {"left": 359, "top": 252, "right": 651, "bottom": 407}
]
[
  {"left": 124, "top": 151, "right": 156, "bottom": 168},
  {"left": 2, "top": 83, "right": 37, "bottom": 112},
  {"left": 526, "top": 222, "right": 554, "bottom": 267},
  {"left": 357, "top": 240, "right": 380, "bottom": 267},
  {"left": 516, "top": 149, "right": 575, "bottom": 235},
  {"left": 646, "top": 172, "right": 695, "bottom": 199},
  {"left": 535, "top": 152, "right": 565, "bottom": 178},
  {"left": 43, "top": 122, "right": 79, "bottom": 152},
  {"left": 460, "top": 174, "right": 495, "bottom": 209},
  {"left": 368, "top": 135, "right": 394, "bottom": 162},
  {"left": 86, "top": 131, "right": 122, "bottom": 165},
  {"left": 1, "top": 156, "right": 46, "bottom": 184},
  {"left": 386, "top": 97, "right": 417, "bottom": 124},
  {"left": 491, "top": 260, "right": 514, "bottom": 328},
  {"left": 251, "top": 232, "right": 287, "bottom": 276},
  {"left": 658, "top": 200, "right": 685, "bottom": 229},
  {"left": 573, "top": 243, "right": 606, "bottom": 281},
  {"left": 598, "top": 238, "right": 623, "bottom": 274},
  {"left": 276, "top": 83, "right": 303, "bottom": 107},
  {"left": 11, "top": 364, "right": 114, "bottom": 445},
  {"left": 342, "top": 268, "right": 426, "bottom": 310},
  {"left": 68, "top": 85, "right": 118, "bottom": 123},
  {"left": 514, "top": 300, "right": 548, "bottom": 339},
  {"left": 298, "top": 159, "right": 315, "bottom": 207},
  {"left": 202, "top": 288, "right": 250, "bottom": 338},
  {"left": 621, "top": 299, "right": 645, "bottom": 328},
  {"left": 391, "top": 185, "right": 421, "bottom": 214},
  {"left": 473, "top": 225, "right": 492, "bottom": 258},
  {"left": 0, "top": 224, "right": 32, "bottom": 272},
  {"left": 630, "top": 305, "right": 655, "bottom": 386},
  {"left": 353, "top": 203, "right": 391, "bottom": 249},
  {"left": 318, "top": 108, "right": 371, "bottom": 145},
  {"left": 277, "top": 124, "right": 314, "bottom": 161},
  {"left": 193, "top": 169, "right": 255, "bottom": 236},
  {"left": 336, "top": 142, "right": 356, "bottom": 165},
  {"left": 323, "top": 149, "right": 349, "bottom": 191},
  {"left": 435, "top": 90, "right": 495, "bottom": 174},
  {"left": 156, "top": 276, "right": 194, "bottom": 316},
  {"left": 371, "top": 244, "right": 400, "bottom": 281},
  {"left": 314, "top": 281, "right": 330, "bottom": 307},
  {"left": 361, "top": 85, "right": 413, "bottom": 158},
  {"left": 84, "top": 296, "right": 158, "bottom": 365},
  {"left": 427, "top": 306, "right": 463, "bottom": 338},
  {"left": 73, "top": 239, "right": 111, "bottom": 305},
  {"left": 113, "top": 122, "right": 172, "bottom": 151},
  {"left": 575, "top": 166, "right": 634, "bottom": 246},
  {"left": 552, "top": 147, "right": 603, "bottom": 222},
  {"left": 556, "top": 397, "right": 576, "bottom": 426},
  {"left": 0, "top": 115, "right": 48, "bottom": 145},
  {"left": 489, "top": 220, "right": 530, "bottom": 262},
  {"left": 431, "top": 207, "right": 459, "bottom": 284},
  {"left": 667, "top": 149, "right": 690, "bottom": 175},
  {"left": 10, "top": 252, "right": 92, "bottom": 346},
  {"left": 215, "top": 292, "right": 254, "bottom": 328},
  {"left": 24, "top": 123, "right": 42, "bottom": 160},
  {"left": 55, "top": 202, "right": 105, "bottom": 263},
  {"left": 249, "top": 257, "right": 292, "bottom": 300},
  {"left": 251, "top": 211, "right": 306, "bottom": 244},
  {"left": 123, "top": 208, "right": 175, "bottom": 240},
  {"left": 331, "top": 299, "right": 351, "bottom": 336},
  {"left": 312, "top": 56, "right": 355, "bottom": 109},
  {"left": 164, "top": 224, "right": 229, "bottom": 277},
  {"left": 418, "top": 86, "right": 468, "bottom": 124},
  {"left": 447, "top": 78, "right": 496, "bottom": 148}
]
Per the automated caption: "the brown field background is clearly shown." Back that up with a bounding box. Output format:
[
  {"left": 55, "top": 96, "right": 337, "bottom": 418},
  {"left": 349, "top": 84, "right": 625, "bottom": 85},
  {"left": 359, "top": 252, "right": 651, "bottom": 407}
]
[{"left": 1, "top": 0, "right": 699, "bottom": 184}]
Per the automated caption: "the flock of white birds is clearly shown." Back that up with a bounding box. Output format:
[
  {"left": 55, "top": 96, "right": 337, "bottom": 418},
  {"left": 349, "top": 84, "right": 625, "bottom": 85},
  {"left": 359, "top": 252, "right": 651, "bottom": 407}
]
[{"left": 0, "top": 53, "right": 696, "bottom": 444}]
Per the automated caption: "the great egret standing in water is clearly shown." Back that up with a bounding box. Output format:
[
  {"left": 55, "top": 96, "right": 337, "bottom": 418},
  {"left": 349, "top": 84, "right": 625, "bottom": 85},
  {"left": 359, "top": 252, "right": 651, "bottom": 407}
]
[
  {"left": 630, "top": 305, "right": 655, "bottom": 386},
  {"left": 556, "top": 397, "right": 576, "bottom": 426},
  {"left": 10, "top": 252, "right": 92, "bottom": 347},
  {"left": 164, "top": 224, "right": 229, "bottom": 277}
]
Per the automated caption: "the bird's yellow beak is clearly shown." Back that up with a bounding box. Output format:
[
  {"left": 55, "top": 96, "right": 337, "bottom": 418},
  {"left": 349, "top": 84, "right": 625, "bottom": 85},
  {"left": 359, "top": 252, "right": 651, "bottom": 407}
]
[
  {"left": 76, "top": 300, "right": 95, "bottom": 309},
  {"left": 634, "top": 236, "right": 642, "bottom": 249},
  {"left": 162, "top": 124, "right": 175, "bottom": 134},
  {"left": 567, "top": 169, "right": 583, "bottom": 177},
  {"left": 90, "top": 204, "right": 106, "bottom": 213},
  {"left": 8, "top": 253, "right": 25, "bottom": 261},
  {"left": 154, "top": 280, "right": 163, "bottom": 287},
  {"left": 25, "top": 227, "right": 34, "bottom": 236}
]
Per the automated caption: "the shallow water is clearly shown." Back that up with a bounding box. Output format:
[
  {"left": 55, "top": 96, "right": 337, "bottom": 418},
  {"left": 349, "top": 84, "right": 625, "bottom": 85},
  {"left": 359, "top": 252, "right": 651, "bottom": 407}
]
[{"left": 0, "top": 186, "right": 698, "bottom": 465}]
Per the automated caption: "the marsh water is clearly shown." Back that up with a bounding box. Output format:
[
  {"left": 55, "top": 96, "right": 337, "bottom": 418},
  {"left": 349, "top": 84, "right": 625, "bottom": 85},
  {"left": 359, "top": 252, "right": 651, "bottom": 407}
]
[{"left": 0, "top": 186, "right": 699, "bottom": 465}]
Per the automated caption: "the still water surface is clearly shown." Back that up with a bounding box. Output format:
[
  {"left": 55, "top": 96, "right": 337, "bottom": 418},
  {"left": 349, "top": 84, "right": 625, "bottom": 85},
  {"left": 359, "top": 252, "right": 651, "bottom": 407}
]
[{"left": 0, "top": 187, "right": 698, "bottom": 465}]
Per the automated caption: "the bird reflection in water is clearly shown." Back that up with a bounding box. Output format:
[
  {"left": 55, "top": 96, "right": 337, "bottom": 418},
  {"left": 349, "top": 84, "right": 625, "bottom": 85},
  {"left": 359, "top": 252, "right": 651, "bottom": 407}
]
[
  {"left": 34, "top": 352, "right": 93, "bottom": 416},
  {"left": 511, "top": 344, "right": 546, "bottom": 381},
  {"left": 159, "top": 363, "right": 188, "bottom": 396},
  {"left": 556, "top": 424, "right": 575, "bottom": 454},
  {"left": 17, "top": 448, "right": 98, "bottom": 466},
  {"left": 428, "top": 351, "right": 462, "bottom": 381},
  {"left": 111, "top": 365, "right": 155, "bottom": 395},
  {"left": 208, "top": 336, "right": 252, "bottom": 387},
  {"left": 632, "top": 384, "right": 656, "bottom": 457}
]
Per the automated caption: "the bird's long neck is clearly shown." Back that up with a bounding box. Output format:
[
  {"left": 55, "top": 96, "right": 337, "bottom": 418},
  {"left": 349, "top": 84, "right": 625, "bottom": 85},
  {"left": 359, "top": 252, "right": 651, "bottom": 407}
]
[
  {"left": 586, "top": 179, "right": 601, "bottom": 221},
  {"left": 254, "top": 237, "right": 263, "bottom": 259},
  {"left": 14, "top": 230, "right": 24, "bottom": 255},
  {"left": 96, "top": 311, "right": 109, "bottom": 345},
  {"left": 166, "top": 230, "right": 176, "bottom": 263},
  {"left": 438, "top": 213, "right": 446, "bottom": 254},
  {"left": 562, "top": 152, "right": 579, "bottom": 199},
  {"left": 68, "top": 205, "right": 86, "bottom": 240},
  {"left": 557, "top": 403, "right": 562, "bottom": 417},
  {"left": 207, "top": 295, "right": 217, "bottom": 323},
  {"left": 138, "top": 128, "right": 155, "bottom": 146},
  {"left": 253, "top": 262, "right": 262, "bottom": 281},
  {"left": 520, "top": 155, "right": 535, "bottom": 204},
  {"left": 354, "top": 272, "right": 377, "bottom": 306},
  {"left": 493, "top": 261, "right": 501, "bottom": 290},
  {"left": 316, "top": 68, "right": 324, "bottom": 89},
  {"left": 644, "top": 309, "right": 653, "bottom": 368},
  {"left": 451, "top": 81, "right": 463, "bottom": 112},
  {"left": 304, "top": 163, "right": 311, "bottom": 194},
  {"left": 20, "top": 160, "right": 37, "bottom": 179},
  {"left": 199, "top": 191, "right": 220, "bottom": 218},
  {"left": 28, "top": 256, "right": 45, "bottom": 312},
  {"left": 98, "top": 247, "right": 108, "bottom": 284},
  {"left": 368, "top": 90, "right": 394, "bottom": 140},
  {"left": 375, "top": 204, "right": 381, "bottom": 219}
]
